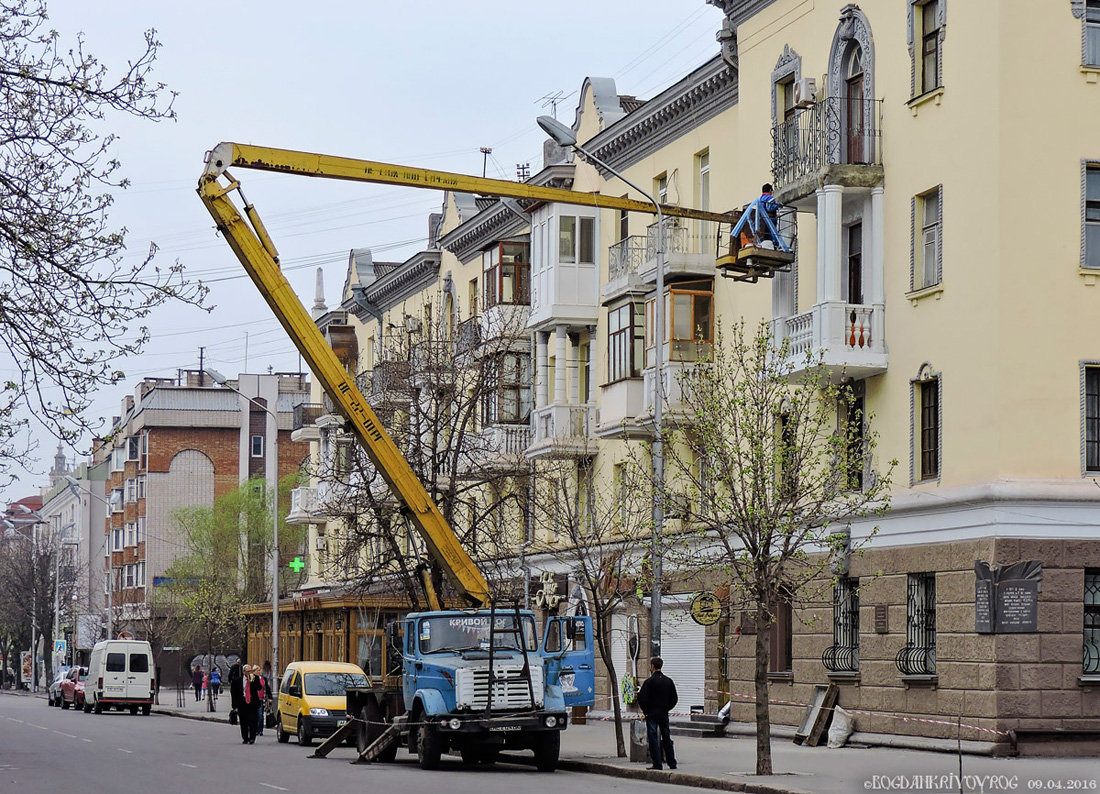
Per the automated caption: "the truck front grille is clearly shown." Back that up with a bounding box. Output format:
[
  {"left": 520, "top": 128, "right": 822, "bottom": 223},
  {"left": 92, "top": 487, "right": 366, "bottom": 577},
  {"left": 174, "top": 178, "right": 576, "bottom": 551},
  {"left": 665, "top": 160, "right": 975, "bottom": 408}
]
[{"left": 455, "top": 664, "right": 544, "bottom": 710}]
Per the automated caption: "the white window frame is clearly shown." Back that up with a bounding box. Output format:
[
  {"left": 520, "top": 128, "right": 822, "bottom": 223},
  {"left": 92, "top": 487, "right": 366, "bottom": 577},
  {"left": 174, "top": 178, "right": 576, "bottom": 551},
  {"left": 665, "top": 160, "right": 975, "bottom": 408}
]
[
  {"left": 110, "top": 489, "right": 124, "bottom": 514},
  {"left": 557, "top": 214, "right": 595, "bottom": 266},
  {"left": 125, "top": 478, "right": 136, "bottom": 504},
  {"left": 251, "top": 435, "right": 264, "bottom": 458},
  {"left": 125, "top": 522, "right": 136, "bottom": 548},
  {"left": 111, "top": 528, "right": 124, "bottom": 552},
  {"left": 136, "top": 517, "right": 146, "bottom": 544},
  {"left": 136, "top": 475, "right": 146, "bottom": 500},
  {"left": 1086, "top": 0, "right": 1100, "bottom": 67}
]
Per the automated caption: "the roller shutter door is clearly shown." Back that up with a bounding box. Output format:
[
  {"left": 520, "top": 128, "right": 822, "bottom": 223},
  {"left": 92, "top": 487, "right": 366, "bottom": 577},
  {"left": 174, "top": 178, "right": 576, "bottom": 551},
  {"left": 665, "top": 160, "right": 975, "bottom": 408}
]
[{"left": 658, "top": 603, "right": 706, "bottom": 713}]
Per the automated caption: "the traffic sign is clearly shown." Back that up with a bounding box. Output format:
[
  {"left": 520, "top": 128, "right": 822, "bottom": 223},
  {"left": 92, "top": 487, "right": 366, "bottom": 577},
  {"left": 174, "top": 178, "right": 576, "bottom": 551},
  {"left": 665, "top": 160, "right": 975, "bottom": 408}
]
[{"left": 53, "top": 640, "right": 67, "bottom": 657}]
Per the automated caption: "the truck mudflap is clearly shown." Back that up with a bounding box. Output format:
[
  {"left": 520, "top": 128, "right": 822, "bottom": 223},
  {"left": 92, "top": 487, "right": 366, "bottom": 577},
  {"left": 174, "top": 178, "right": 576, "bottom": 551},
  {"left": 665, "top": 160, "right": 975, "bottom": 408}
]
[{"left": 429, "top": 711, "right": 568, "bottom": 735}]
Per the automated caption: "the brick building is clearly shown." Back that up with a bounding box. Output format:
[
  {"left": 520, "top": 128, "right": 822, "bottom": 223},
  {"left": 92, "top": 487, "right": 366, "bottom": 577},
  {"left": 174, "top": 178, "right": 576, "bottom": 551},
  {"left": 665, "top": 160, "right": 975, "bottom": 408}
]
[{"left": 87, "top": 370, "right": 311, "bottom": 629}]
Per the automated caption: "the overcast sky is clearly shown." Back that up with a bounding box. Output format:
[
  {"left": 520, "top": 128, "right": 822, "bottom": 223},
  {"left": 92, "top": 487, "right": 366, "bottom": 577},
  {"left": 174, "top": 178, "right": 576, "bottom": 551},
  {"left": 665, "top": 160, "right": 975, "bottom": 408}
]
[{"left": 1, "top": 0, "right": 725, "bottom": 505}]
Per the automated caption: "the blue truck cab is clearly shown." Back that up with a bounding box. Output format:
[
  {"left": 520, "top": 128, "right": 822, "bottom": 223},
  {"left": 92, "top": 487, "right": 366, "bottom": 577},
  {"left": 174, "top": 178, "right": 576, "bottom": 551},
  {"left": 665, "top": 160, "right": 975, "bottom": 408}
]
[{"left": 401, "top": 609, "right": 594, "bottom": 771}]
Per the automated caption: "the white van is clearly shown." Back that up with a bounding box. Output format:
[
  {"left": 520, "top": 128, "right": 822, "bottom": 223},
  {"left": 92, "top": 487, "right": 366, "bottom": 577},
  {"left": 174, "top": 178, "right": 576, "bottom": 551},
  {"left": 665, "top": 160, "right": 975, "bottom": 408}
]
[{"left": 84, "top": 640, "right": 155, "bottom": 715}]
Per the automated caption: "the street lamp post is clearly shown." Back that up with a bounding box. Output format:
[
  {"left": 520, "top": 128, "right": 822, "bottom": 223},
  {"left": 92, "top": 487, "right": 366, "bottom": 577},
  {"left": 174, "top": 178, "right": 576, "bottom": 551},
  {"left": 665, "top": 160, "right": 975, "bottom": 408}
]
[
  {"left": 66, "top": 477, "right": 113, "bottom": 641},
  {"left": 205, "top": 369, "right": 281, "bottom": 686},
  {"left": 537, "top": 115, "right": 666, "bottom": 657},
  {"left": 53, "top": 539, "right": 80, "bottom": 668}
]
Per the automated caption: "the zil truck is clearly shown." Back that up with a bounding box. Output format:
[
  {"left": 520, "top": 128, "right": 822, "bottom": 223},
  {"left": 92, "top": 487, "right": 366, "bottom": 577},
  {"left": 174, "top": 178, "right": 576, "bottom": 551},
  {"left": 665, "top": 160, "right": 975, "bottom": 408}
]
[{"left": 197, "top": 142, "right": 730, "bottom": 770}]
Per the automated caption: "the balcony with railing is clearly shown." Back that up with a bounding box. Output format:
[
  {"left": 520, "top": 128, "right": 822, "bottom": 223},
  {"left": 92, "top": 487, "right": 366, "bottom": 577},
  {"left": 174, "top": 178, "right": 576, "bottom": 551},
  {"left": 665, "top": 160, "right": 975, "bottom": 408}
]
[
  {"left": 291, "top": 403, "right": 324, "bottom": 443},
  {"left": 770, "top": 302, "right": 886, "bottom": 381},
  {"left": 602, "top": 235, "right": 648, "bottom": 305},
  {"left": 526, "top": 404, "right": 596, "bottom": 459},
  {"left": 287, "top": 486, "right": 318, "bottom": 525},
  {"left": 771, "top": 96, "right": 884, "bottom": 205},
  {"left": 468, "top": 424, "right": 532, "bottom": 473},
  {"left": 640, "top": 361, "right": 709, "bottom": 425},
  {"left": 638, "top": 221, "right": 721, "bottom": 284}
]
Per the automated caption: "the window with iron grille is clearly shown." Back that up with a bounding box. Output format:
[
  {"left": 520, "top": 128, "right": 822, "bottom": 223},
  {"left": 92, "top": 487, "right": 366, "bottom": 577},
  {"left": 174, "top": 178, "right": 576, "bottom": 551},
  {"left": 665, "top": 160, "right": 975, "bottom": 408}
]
[
  {"left": 1086, "top": 367, "right": 1100, "bottom": 474},
  {"left": 1086, "top": 570, "right": 1100, "bottom": 675},
  {"left": 823, "top": 578, "right": 860, "bottom": 673},
  {"left": 896, "top": 573, "right": 936, "bottom": 675},
  {"left": 607, "top": 302, "right": 644, "bottom": 382}
]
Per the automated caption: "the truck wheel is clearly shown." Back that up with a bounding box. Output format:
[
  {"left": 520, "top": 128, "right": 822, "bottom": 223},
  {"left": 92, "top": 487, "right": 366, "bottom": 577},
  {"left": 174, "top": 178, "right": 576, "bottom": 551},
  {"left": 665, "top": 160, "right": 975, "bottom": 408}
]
[
  {"left": 417, "top": 723, "right": 442, "bottom": 770},
  {"left": 83, "top": 699, "right": 92, "bottom": 714},
  {"left": 533, "top": 731, "right": 560, "bottom": 772},
  {"left": 142, "top": 704, "right": 151, "bottom": 716},
  {"left": 62, "top": 698, "right": 70, "bottom": 710},
  {"left": 93, "top": 699, "right": 102, "bottom": 715}
]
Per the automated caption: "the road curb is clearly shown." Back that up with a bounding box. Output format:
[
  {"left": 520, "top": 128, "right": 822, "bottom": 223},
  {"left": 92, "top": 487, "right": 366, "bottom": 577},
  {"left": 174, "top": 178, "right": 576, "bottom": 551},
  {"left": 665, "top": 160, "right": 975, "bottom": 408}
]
[
  {"left": 556, "top": 758, "right": 816, "bottom": 794},
  {"left": 153, "top": 707, "right": 228, "bottom": 724}
]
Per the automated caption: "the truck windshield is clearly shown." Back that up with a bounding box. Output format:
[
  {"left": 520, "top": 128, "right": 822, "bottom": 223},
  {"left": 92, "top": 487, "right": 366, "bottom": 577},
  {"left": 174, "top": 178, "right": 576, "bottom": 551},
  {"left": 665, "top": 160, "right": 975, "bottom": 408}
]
[
  {"left": 418, "top": 614, "right": 538, "bottom": 654},
  {"left": 302, "top": 672, "right": 369, "bottom": 696}
]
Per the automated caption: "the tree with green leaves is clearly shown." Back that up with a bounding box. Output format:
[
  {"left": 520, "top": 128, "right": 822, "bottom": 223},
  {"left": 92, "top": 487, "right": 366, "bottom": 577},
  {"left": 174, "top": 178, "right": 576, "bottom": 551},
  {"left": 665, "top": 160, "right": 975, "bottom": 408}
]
[
  {"left": 167, "top": 477, "right": 306, "bottom": 685},
  {"left": 658, "top": 321, "right": 894, "bottom": 775},
  {"left": 0, "top": 0, "right": 206, "bottom": 483}
]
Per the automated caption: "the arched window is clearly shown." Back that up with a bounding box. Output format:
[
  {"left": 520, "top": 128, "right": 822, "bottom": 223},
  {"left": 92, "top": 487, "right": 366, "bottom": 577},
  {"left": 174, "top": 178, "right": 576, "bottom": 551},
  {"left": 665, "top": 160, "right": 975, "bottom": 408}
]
[{"left": 845, "top": 45, "right": 865, "bottom": 163}]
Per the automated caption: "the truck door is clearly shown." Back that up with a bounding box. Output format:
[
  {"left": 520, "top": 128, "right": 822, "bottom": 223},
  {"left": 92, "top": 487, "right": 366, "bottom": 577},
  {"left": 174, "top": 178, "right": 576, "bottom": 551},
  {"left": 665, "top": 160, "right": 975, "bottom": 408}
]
[
  {"left": 103, "top": 650, "right": 126, "bottom": 701},
  {"left": 126, "top": 647, "right": 151, "bottom": 700},
  {"left": 541, "top": 616, "right": 595, "bottom": 708}
]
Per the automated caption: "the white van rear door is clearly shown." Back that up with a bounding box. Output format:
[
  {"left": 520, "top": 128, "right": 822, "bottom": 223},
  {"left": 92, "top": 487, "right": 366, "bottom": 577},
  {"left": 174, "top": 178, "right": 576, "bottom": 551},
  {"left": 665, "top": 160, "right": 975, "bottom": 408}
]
[
  {"left": 126, "top": 646, "right": 152, "bottom": 699},
  {"left": 103, "top": 650, "right": 127, "bottom": 699}
]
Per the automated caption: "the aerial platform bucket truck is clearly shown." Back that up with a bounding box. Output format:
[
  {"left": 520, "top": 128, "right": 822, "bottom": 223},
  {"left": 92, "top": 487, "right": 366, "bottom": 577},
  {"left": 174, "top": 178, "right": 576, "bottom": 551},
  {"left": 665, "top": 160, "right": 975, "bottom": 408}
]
[{"left": 196, "top": 142, "right": 733, "bottom": 771}]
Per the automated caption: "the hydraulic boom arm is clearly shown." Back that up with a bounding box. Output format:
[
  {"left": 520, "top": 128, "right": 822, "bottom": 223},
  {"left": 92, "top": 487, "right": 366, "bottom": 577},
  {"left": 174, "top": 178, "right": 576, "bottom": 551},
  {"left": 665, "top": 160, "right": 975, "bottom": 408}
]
[{"left": 197, "top": 142, "right": 733, "bottom": 609}]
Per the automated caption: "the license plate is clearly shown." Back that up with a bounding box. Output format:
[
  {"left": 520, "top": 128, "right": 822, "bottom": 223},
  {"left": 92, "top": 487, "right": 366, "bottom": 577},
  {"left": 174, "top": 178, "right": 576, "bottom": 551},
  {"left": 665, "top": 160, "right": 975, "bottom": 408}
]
[{"left": 488, "top": 725, "right": 520, "bottom": 732}]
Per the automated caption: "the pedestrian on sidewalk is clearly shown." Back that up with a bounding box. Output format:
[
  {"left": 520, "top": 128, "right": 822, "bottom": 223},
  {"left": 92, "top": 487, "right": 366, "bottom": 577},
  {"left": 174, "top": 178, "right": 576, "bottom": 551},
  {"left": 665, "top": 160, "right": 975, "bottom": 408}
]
[
  {"left": 261, "top": 660, "right": 274, "bottom": 728},
  {"left": 253, "top": 665, "right": 267, "bottom": 736},
  {"left": 210, "top": 666, "right": 221, "bottom": 704},
  {"left": 191, "top": 665, "right": 203, "bottom": 702},
  {"left": 637, "top": 656, "right": 678, "bottom": 771},
  {"left": 228, "top": 662, "right": 244, "bottom": 736},
  {"left": 238, "top": 664, "right": 261, "bottom": 744}
]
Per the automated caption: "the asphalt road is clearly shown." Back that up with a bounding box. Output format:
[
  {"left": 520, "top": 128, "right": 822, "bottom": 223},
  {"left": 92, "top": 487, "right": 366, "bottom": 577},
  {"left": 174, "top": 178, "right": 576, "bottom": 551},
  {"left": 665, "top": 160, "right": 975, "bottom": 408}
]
[{"left": 0, "top": 693, "right": 662, "bottom": 794}]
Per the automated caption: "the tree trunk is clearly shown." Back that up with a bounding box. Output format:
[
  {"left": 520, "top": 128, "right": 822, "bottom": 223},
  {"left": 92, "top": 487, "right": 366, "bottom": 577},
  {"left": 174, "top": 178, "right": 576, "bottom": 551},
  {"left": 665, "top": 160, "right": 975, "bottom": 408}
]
[
  {"left": 754, "top": 603, "right": 772, "bottom": 776},
  {"left": 598, "top": 632, "right": 627, "bottom": 757}
]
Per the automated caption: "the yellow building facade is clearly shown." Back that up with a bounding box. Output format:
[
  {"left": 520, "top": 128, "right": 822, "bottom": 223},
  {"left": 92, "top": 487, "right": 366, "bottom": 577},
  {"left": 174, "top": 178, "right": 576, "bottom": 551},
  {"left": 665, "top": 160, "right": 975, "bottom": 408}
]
[{"left": 266, "top": 0, "right": 1100, "bottom": 750}]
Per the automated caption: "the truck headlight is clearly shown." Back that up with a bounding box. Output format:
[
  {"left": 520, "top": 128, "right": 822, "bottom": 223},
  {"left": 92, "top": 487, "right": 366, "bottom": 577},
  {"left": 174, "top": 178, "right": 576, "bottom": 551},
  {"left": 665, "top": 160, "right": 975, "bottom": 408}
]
[
  {"left": 309, "top": 708, "right": 329, "bottom": 716},
  {"left": 544, "top": 716, "right": 557, "bottom": 728},
  {"left": 448, "top": 718, "right": 462, "bottom": 730}
]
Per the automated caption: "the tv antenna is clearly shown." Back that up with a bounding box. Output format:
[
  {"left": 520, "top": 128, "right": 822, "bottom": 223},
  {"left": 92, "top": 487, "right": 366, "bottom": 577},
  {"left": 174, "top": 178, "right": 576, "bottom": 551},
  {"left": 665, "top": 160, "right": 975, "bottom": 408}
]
[{"left": 536, "top": 91, "right": 575, "bottom": 120}]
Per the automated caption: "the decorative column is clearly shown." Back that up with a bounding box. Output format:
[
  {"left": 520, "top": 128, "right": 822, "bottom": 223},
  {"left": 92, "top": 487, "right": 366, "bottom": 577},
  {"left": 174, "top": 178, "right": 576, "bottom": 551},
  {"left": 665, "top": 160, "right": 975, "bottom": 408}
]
[
  {"left": 869, "top": 186, "right": 885, "bottom": 351},
  {"left": 536, "top": 332, "right": 549, "bottom": 408},
  {"left": 554, "top": 326, "right": 567, "bottom": 405}
]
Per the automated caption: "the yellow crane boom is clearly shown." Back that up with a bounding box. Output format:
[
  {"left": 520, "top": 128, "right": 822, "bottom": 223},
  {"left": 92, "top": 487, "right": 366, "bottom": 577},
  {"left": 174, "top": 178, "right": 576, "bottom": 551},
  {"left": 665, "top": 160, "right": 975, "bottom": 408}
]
[{"left": 197, "top": 142, "right": 732, "bottom": 609}]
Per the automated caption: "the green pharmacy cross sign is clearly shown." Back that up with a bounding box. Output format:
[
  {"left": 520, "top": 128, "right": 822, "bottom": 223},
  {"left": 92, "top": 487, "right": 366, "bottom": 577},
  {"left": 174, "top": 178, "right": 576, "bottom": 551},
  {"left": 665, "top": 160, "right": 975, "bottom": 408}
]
[{"left": 288, "top": 557, "right": 305, "bottom": 573}]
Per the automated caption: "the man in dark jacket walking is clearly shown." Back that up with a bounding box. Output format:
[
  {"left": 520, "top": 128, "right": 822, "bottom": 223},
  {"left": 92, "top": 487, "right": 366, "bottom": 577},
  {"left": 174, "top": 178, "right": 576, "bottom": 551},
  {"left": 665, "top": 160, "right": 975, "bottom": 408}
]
[{"left": 636, "top": 656, "right": 678, "bottom": 770}]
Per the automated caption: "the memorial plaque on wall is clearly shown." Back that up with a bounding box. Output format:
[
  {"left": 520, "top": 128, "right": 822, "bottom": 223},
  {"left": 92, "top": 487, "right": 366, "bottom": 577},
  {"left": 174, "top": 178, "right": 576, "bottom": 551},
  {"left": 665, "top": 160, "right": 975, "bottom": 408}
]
[
  {"left": 995, "top": 579, "right": 1039, "bottom": 633},
  {"left": 974, "top": 562, "right": 994, "bottom": 633},
  {"left": 974, "top": 559, "right": 1042, "bottom": 634},
  {"left": 874, "top": 604, "right": 888, "bottom": 634}
]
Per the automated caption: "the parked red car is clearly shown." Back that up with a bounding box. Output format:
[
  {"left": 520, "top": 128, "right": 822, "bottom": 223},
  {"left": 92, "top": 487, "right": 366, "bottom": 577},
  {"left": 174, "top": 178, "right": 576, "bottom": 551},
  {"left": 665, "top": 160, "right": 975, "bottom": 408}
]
[{"left": 59, "top": 666, "right": 87, "bottom": 710}]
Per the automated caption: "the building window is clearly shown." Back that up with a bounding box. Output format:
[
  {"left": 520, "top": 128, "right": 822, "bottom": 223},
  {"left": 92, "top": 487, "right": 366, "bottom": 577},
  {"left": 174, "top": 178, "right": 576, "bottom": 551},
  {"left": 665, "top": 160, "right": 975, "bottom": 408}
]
[
  {"left": 136, "top": 475, "right": 146, "bottom": 500},
  {"left": 655, "top": 173, "right": 669, "bottom": 206},
  {"left": 136, "top": 517, "right": 145, "bottom": 544},
  {"left": 125, "top": 478, "right": 136, "bottom": 504},
  {"left": 124, "top": 564, "right": 135, "bottom": 589},
  {"left": 840, "top": 385, "right": 866, "bottom": 491},
  {"left": 1086, "top": 165, "right": 1100, "bottom": 269},
  {"left": 139, "top": 432, "right": 148, "bottom": 468},
  {"left": 768, "top": 596, "right": 793, "bottom": 675},
  {"left": 482, "top": 353, "right": 532, "bottom": 425},
  {"left": 618, "top": 204, "right": 629, "bottom": 243},
  {"left": 896, "top": 573, "right": 936, "bottom": 676},
  {"left": 1086, "top": 570, "right": 1100, "bottom": 676},
  {"left": 823, "top": 577, "right": 860, "bottom": 673},
  {"left": 110, "top": 488, "right": 124, "bottom": 513},
  {"left": 127, "top": 435, "right": 140, "bottom": 461},
  {"left": 912, "top": 187, "right": 942, "bottom": 290},
  {"left": 918, "top": 377, "right": 940, "bottom": 481},
  {"left": 607, "top": 302, "right": 644, "bottom": 382},
  {"left": 1085, "top": 366, "right": 1100, "bottom": 474},
  {"left": 111, "top": 446, "right": 126, "bottom": 472},
  {"left": 125, "top": 522, "right": 136, "bottom": 548},
  {"left": 913, "top": 0, "right": 942, "bottom": 96},
  {"left": 137, "top": 562, "right": 146, "bottom": 588},
  {"left": 558, "top": 215, "right": 595, "bottom": 265},
  {"left": 845, "top": 223, "right": 863, "bottom": 305},
  {"left": 1087, "top": 0, "right": 1100, "bottom": 67},
  {"left": 645, "top": 280, "right": 714, "bottom": 367},
  {"left": 111, "top": 528, "right": 124, "bottom": 552},
  {"left": 251, "top": 435, "right": 264, "bottom": 458},
  {"left": 695, "top": 149, "right": 712, "bottom": 247},
  {"left": 468, "top": 278, "right": 478, "bottom": 316},
  {"left": 482, "top": 241, "right": 531, "bottom": 308}
]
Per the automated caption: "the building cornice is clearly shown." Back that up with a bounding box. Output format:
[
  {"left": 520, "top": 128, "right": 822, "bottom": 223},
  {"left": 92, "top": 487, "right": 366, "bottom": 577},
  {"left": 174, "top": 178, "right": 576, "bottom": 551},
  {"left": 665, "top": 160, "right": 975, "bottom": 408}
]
[
  {"left": 348, "top": 251, "right": 441, "bottom": 316},
  {"left": 586, "top": 56, "right": 738, "bottom": 173}
]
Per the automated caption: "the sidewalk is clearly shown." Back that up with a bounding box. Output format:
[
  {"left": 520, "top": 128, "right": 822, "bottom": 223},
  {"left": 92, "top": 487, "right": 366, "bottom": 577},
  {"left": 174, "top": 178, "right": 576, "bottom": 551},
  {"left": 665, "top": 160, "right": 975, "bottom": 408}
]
[{"left": 149, "top": 695, "right": 1100, "bottom": 794}]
